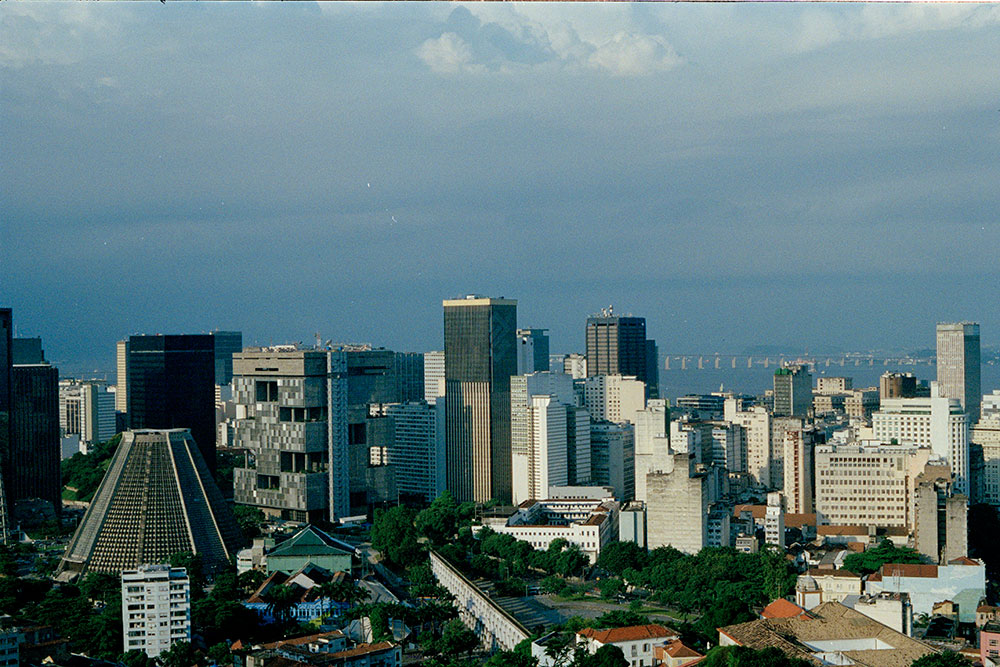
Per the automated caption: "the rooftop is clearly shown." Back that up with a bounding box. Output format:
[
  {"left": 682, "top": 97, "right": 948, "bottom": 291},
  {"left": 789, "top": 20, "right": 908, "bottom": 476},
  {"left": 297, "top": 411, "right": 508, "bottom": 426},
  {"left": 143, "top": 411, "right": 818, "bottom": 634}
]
[{"left": 577, "top": 624, "right": 679, "bottom": 645}]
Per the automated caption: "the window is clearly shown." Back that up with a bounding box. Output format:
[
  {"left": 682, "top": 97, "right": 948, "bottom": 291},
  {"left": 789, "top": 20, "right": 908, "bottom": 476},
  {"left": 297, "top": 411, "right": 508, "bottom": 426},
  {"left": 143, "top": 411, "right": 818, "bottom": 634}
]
[{"left": 256, "top": 380, "right": 278, "bottom": 402}]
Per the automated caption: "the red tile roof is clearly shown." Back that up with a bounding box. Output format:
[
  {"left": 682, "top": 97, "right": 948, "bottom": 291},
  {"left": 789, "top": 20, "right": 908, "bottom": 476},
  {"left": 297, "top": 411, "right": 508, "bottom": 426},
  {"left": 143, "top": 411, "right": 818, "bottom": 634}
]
[
  {"left": 948, "top": 556, "right": 979, "bottom": 566},
  {"left": 785, "top": 513, "right": 816, "bottom": 529},
  {"left": 869, "top": 563, "right": 939, "bottom": 581},
  {"left": 761, "top": 599, "right": 808, "bottom": 619},
  {"left": 328, "top": 642, "right": 396, "bottom": 659},
  {"left": 577, "top": 624, "right": 679, "bottom": 644},
  {"left": 733, "top": 504, "right": 766, "bottom": 520}
]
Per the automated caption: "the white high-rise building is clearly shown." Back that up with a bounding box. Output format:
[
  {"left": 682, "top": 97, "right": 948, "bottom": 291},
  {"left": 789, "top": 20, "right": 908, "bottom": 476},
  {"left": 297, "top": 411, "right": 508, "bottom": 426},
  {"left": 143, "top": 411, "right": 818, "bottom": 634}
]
[
  {"left": 116, "top": 340, "right": 129, "bottom": 414},
  {"left": 583, "top": 375, "right": 645, "bottom": 425},
  {"left": 423, "top": 350, "right": 445, "bottom": 405},
  {"left": 633, "top": 399, "right": 670, "bottom": 503},
  {"left": 122, "top": 565, "right": 191, "bottom": 658},
  {"left": 725, "top": 399, "right": 772, "bottom": 488},
  {"left": 814, "top": 442, "right": 932, "bottom": 530},
  {"left": 971, "top": 391, "right": 1000, "bottom": 505},
  {"left": 936, "top": 322, "right": 981, "bottom": 422},
  {"left": 646, "top": 453, "right": 709, "bottom": 553},
  {"left": 511, "top": 372, "right": 590, "bottom": 504},
  {"left": 873, "top": 386, "right": 970, "bottom": 494},
  {"left": 764, "top": 492, "right": 785, "bottom": 548},
  {"left": 59, "top": 379, "right": 116, "bottom": 445},
  {"left": 590, "top": 421, "right": 634, "bottom": 501},
  {"left": 382, "top": 401, "right": 446, "bottom": 504}
]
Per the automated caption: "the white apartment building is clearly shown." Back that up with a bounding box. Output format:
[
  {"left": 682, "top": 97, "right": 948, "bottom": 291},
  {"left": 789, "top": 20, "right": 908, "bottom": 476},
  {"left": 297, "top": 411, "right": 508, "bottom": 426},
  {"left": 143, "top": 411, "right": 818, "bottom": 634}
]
[
  {"left": 764, "top": 492, "right": 784, "bottom": 549},
  {"left": 724, "top": 399, "right": 772, "bottom": 489},
  {"left": 583, "top": 375, "right": 645, "bottom": 425},
  {"left": 511, "top": 373, "right": 589, "bottom": 504},
  {"left": 423, "top": 351, "right": 445, "bottom": 405},
  {"left": 973, "top": 393, "right": 1000, "bottom": 505},
  {"left": 122, "top": 565, "right": 191, "bottom": 658},
  {"left": 781, "top": 423, "right": 814, "bottom": 514},
  {"left": 633, "top": 400, "right": 670, "bottom": 503},
  {"left": 590, "top": 421, "right": 634, "bottom": 501},
  {"left": 59, "top": 379, "right": 116, "bottom": 445},
  {"left": 873, "top": 388, "right": 970, "bottom": 494},
  {"left": 814, "top": 442, "right": 932, "bottom": 530}
]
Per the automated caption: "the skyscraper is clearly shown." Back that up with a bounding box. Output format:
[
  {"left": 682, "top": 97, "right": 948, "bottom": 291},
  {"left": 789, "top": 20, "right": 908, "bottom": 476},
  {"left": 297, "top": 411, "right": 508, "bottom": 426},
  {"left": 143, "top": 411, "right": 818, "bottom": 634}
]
[
  {"left": 232, "top": 347, "right": 349, "bottom": 522},
  {"left": 585, "top": 309, "right": 658, "bottom": 399},
  {"left": 116, "top": 340, "right": 129, "bottom": 414},
  {"left": 211, "top": 330, "right": 243, "bottom": 387},
  {"left": 127, "top": 334, "right": 216, "bottom": 471},
  {"left": 773, "top": 364, "right": 812, "bottom": 418},
  {"left": 516, "top": 328, "right": 550, "bottom": 375},
  {"left": 424, "top": 351, "right": 445, "bottom": 405},
  {"left": 937, "top": 322, "right": 981, "bottom": 422},
  {"left": 0, "top": 310, "right": 12, "bottom": 541},
  {"left": 11, "top": 339, "right": 61, "bottom": 517},
  {"left": 443, "top": 295, "right": 517, "bottom": 504}
]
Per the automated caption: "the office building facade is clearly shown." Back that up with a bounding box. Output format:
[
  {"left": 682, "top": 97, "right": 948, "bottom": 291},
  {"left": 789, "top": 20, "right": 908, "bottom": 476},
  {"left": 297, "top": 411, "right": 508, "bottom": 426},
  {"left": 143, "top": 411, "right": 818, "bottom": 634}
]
[
  {"left": 590, "top": 420, "right": 635, "bottom": 501},
  {"left": 443, "top": 296, "right": 517, "bottom": 504},
  {"left": 0, "top": 312, "right": 11, "bottom": 540},
  {"left": 773, "top": 364, "right": 812, "bottom": 418},
  {"left": 380, "top": 401, "right": 446, "bottom": 504},
  {"left": 116, "top": 340, "right": 129, "bottom": 414},
  {"left": 127, "top": 334, "right": 216, "bottom": 470},
  {"left": 583, "top": 374, "right": 645, "bottom": 426},
  {"left": 585, "top": 311, "right": 658, "bottom": 399},
  {"left": 516, "top": 328, "right": 550, "bottom": 375},
  {"left": 11, "top": 349, "right": 61, "bottom": 516},
  {"left": 232, "top": 348, "right": 349, "bottom": 522},
  {"left": 424, "top": 350, "right": 445, "bottom": 405},
  {"left": 936, "top": 322, "right": 981, "bottom": 421},
  {"left": 211, "top": 330, "right": 243, "bottom": 387}
]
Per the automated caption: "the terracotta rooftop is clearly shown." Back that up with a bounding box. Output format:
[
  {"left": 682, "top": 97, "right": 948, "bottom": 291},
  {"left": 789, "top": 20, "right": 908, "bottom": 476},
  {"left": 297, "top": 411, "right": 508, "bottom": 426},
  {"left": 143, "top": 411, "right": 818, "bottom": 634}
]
[
  {"left": 655, "top": 639, "right": 703, "bottom": 663},
  {"left": 948, "top": 556, "right": 980, "bottom": 566},
  {"left": 733, "top": 504, "right": 766, "bottom": 520},
  {"left": 259, "top": 631, "right": 345, "bottom": 650},
  {"left": 867, "top": 563, "right": 938, "bottom": 582},
  {"left": 577, "top": 624, "right": 679, "bottom": 644},
  {"left": 785, "top": 513, "right": 817, "bottom": 528},
  {"left": 761, "top": 598, "right": 809, "bottom": 619},
  {"left": 806, "top": 568, "right": 861, "bottom": 578},
  {"left": 328, "top": 642, "right": 396, "bottom": 659},
  {"left": 718, "top": 601, "right": 937, "bottom": 667}
]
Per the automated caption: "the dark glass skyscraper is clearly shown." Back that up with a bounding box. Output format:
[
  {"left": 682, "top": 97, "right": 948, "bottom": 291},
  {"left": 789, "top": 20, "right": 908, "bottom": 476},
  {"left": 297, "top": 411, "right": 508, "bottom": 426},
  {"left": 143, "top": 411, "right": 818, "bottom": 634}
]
[
  {"left": 127, "top": 335, "right": 216, "bottom": 470},
  {"left": 11, "top": 357, "right": 60, "bottom": 516},
  {"left": 443, "top": 296, "right": 517, "bottom": 504},
  {"left": 0, "top": 309, "right": 12, "bottom": 538},
  {"left": 585, "top": 311, "right": 658, "bottom": 399},
  {"left": 211, "top": 330, "right": 243, "bottom": 387}
]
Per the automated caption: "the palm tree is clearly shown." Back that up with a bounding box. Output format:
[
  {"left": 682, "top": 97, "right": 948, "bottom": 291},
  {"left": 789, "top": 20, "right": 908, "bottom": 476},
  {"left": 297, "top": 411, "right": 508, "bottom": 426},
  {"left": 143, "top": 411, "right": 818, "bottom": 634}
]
[{"left": 261, "top": 584, "right": 300, "bottom": 626}]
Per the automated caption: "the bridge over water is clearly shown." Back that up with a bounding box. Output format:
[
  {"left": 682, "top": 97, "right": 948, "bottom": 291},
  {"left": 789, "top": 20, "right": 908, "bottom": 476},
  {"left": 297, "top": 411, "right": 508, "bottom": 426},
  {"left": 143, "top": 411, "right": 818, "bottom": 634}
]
[{"left": 663, "top": 354, "right": 936, "bottom": 371}]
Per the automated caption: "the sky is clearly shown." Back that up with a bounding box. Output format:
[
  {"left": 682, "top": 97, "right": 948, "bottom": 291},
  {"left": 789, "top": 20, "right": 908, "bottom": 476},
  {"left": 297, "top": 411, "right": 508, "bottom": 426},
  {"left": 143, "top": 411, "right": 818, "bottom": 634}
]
[{"left": 2, "top": 2, "right": 999, "bottom": 376}]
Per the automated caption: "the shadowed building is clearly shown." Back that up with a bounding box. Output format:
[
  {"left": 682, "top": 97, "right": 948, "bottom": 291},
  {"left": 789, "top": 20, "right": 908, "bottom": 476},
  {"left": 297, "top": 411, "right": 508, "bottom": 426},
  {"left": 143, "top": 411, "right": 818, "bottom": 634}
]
[
  {"left": 443, "top": 296, "right": 517, "bottom": 504},
  {"left": 0, "top": 310, "right": 11, "bottom": 541},
  {"left": 937, "top": 322, "right": 981, "bottom": 422},
  {"left": 58, "top": 429, "right": 244, "bottom": 577},
  {"left": 585, "top": 309, "right": 658, "bottom": 399},
  {"left": 127, "top": 334, "right": 216, "bottom": 471}
]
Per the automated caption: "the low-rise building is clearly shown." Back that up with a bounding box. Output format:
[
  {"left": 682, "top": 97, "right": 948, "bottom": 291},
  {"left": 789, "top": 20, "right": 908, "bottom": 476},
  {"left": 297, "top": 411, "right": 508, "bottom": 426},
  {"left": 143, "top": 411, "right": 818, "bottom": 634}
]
[
  {"left": 576, "top": 624, "right": 680, "bottom": 667},
  {"left": 981, "top": 621, "right": 1000, "bottom": 667},
  {"left": 864, "top": 558, "right": 986, "bottom": 624},
  {"left": 795, "top": 569, "right": 863, "bottom": 608},
  {"left": 265, "top": 525, "right": 356, "bottom": 576},
  {"left": 718, "top": 601, "right": 936, "bottom": 667},
  {"left": 244, "top": 564, "right": 355, "bottom": 624},
  {"left": 654, "top": 639, "right": 703, "bottom": 667},
  {"left": 478, "top": 495, "right": 620, "bottom": 565},
  {"left": 841, "top": 592, "right": 913, "bottom": 636}
]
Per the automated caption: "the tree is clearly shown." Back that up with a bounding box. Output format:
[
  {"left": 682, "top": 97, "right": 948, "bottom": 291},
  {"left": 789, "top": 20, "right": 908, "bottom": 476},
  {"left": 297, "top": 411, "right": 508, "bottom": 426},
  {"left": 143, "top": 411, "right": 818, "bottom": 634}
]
[
  {"left": 910, "top": 652, "right": 972, "bottom": 667},
  {"left": 207, "top": 641, "right": 233, "bottom": 666},
  {"left": 599, "top": 578, "right": 625, "bottom": 600},
  {"left": 371, "top": 505, "right": 421, "bottom": 567},
  {"left": 843, "top": 539, "right": 926, "bottom": 575},
  {"left": 416, "top": 491, "right": 460, "bottom": 545},
  {"left": 597, "top": 541, "right": 645, "bottom": 576},
  {"left": 575, "top": 645, "right": 628, "bottom": 667},
  {"left": 485, "top": 650, "right": 537, "bottom": 667},
  {"left": 700, "top": 646, "right": 814, "bottom": 667},
  {"left": 591, "top": 610, "right": 649, "bottom": 629},
  {"left": 233, "top": 505, "right": 266, "bottom": 540},
  {"left": 158, "top": 641, "right": 199, "bottom": 667},
  {"left": 169, "top": 552, "right": 206, "bottom": 598},
  {"left": 260, "top": 584, "right": 300, "bottom": 626},
  {"left": 120, "top": 650, "right": 158, "bottom": 667}
]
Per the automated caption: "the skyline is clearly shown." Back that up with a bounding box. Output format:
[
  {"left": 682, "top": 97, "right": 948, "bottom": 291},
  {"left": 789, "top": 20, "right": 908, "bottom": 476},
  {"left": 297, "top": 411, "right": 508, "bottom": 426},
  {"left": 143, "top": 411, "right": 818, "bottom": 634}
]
[{"left": 4, "top": 3, "right": 999, "bottom": 374}]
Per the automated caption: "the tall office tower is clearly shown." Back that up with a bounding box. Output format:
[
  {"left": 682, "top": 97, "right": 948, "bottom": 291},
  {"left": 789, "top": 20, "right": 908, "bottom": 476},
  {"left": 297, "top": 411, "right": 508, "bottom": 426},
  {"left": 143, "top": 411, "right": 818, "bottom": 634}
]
[
  {"left": 516, "top": 328, "right": 550, "bottom": 375},
  {"left": 211, "top": 330, "right": 243, "bottom": 387},
  {"left": 232, "top": 348, "right": 349, "bottom": 522},
  {"left": 645, "top": 453, "right": 708, "bottom": 553},
  {"left": 633, "top": 399, "right": 670, "bottom": 503},
  {"left": 725, "top": 399, "right": 772, "bottom": 488},
  {"left": 510, "top": 372, "right": 587, "bottom": 504},
  {"left": 780, "top": 422, "right": 815, "bottom": 514},
  {"left": 0, "top": 310, "right": 11, "bottom": 542},
  {"left": 122, "top": 565, "right": 191, "bottom": 658},
  {"left": 873, "top": 388, "right": 971, "bottom": 495},
  {"left": 773, "top": 364, "right": 812, "bottom": 417},
  {"left": 764, "top": 492, "right": 785, "bottom": 548},
  {"left": 590, "top": 420, "right": 634, "bottom": 501},
  {"left": 341, "top": 347, "right": 400, "bottom": 513},
  {"left": 583, "top": 375, "right": 645, "bottom": 425},
  {"left": 971, "top": 397, "right": 1000, "bottom": 506},
  {"left": 11, "top": 340, "right": 61, "bottom": 517},
  {"left": 937, "top": 322, "right": 982, "bottom": 421},
  {"left": 381, "top": 401, "right": 445, "bottom": 504},
  {"left": 393, "top": 352, "right": 425, "bottom": 402},
  {"left": 116, "top": 340, "right": 129, "bottom": 414},
  {"left": 585, "top": 309, "right": 658, "bottom": 399},
  {"left": 424, "top": 351, "right": 445, "bottom": 405},
  {"left": 712, "top": 421, "right": 746, "bottom": 473},
  {"left": 127, "top": 334, "right": 216, "bottom": 471},
  {"left": 59, "top": 379, "right": 83, "bottom": 436},
  {"left": 60, "top": 429, "right": 242, "bottom": 576},
  {"left": 443, "top": 296, "right": 517, "bottom": 504},
  {"left": 913, "top": 463, "right": 968, "bottom": 564},
  {"left": 814, "top": 442, "right": 931, "bottom": 530},
  {"left": 880, "top": 372, "right": 919, "bottom": 401},
  {"left": 644, "top": 340, "right": 659, "bottom": 401}
]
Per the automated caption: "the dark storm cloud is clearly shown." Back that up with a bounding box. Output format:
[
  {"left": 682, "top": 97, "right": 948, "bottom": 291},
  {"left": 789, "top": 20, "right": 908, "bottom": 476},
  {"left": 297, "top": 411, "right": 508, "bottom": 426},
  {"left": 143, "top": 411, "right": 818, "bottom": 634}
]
[{"left": 2, "top": 2, "right": 999, "bottom": 375}]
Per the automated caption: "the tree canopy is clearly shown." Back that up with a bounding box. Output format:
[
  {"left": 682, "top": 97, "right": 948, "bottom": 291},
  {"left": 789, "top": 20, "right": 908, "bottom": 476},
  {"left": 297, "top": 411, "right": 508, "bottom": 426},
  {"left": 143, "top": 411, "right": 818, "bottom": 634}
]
[
  {"left": 842, "top": 539, "right": 926, "bottom": 576},
  {"left": 701, "top": 645, "right": 814, "bottom": 667},
  {"left": 910, "top": 651, "right": 972, "bottom": 667}
]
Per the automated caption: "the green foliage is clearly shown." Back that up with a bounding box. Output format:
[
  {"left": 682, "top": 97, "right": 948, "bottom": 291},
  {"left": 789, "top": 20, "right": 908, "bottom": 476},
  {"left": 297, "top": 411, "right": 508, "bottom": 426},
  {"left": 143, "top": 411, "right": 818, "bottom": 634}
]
[
  {"left": 80, "top": 571, "right": 120, "bottom": 605},
  {"left": 169, "top": 552, "right": 206, "bottom": 598},
  {"left": 485, "top": 650, "right": 537, "bottom": 667},
  {"left": 158, "top": 641, "right": 198, "bottom": 667},
  {"left": 0, "top": 576, "right": 52, "bottom": 617},
  {"left": 843, "top": 539, "right": 926, "bottom": 576},
  {"left": 60, "top": 434, "right": 121, "bottom": 502},
  {"left": 119, "top": 650, "right": 159, "bottom": 667},
  {"left": 260, "top": 583, "right": 300, "bottom": 626},
  {"left": 575, "top": 645, "right": 628, "bottom": 667},
  {"left": 0, "top": 545, "right": 17, "bottom": 576},
  {"left": 701, "top": 646, "right": 814, "bottom": 667},
  {"left": 598, "top": 577, "right": 625, "bottom": 600},
  {"left": 541, "top": 574, "right": 569, "bottom": 595},
  {"left": 371, "top": 505, "right": 422, "bottom": 567},
  {"left": 910, "top": 651, "right": 972, "bottom": 667},
  {"left": 21, "top": 583, "right": 121, "bottom": 660},
  {"left": 591, "top": 610, "right": 650, "bottom": 629},
  {"left": 233, "top": 505, "right": 266, "bottom": 541},
  {"left": 416, "top": 491, "right": 461, "bottom": 545},
  {"left": 207, "top": 642, "right": 233, "bottom": 667},
  {"left": 597, "top": 541, "right": 645, "bottom": 576}
]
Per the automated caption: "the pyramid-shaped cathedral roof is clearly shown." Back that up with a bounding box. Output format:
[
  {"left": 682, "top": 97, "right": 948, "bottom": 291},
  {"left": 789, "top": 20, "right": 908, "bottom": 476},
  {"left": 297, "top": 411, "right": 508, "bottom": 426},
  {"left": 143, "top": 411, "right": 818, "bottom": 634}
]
[{"left": 59, "top": 429, "right": 245, "bottom": 576}]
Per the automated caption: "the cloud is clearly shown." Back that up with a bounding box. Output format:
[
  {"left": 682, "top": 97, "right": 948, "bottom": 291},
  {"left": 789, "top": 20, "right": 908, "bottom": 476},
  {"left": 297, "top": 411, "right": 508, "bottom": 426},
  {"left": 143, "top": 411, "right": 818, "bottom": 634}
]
[
  {"left": 0, "top": 3, "right": 123, "bottom": 68},
  {"left": 414, "top": 6, "right": 682, "bottom": 77}
]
